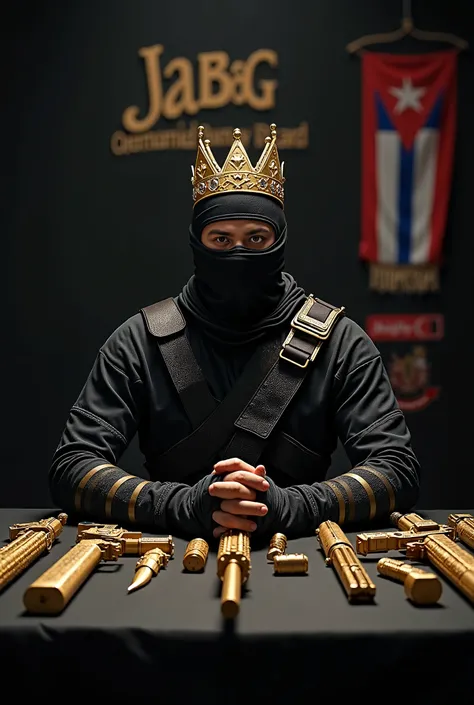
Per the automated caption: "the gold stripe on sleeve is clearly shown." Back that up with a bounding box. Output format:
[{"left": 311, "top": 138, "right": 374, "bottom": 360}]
[
  {"left": 105, "top": 475, "right": 136, "bottom": 518},
  {"left": 355, "top": 466, "right": 396, "bottom": 513},
  {"left": 127, "top": 481, "right": 151, "bottom": 523},
  {"left": 323, "top": 480, "right": 346, "bottom": 525},
  {"left": 74, "top": 464, "right": 115, "bottom": 512},
  {"left": 344, "top": 472, "right": 377, "bottom": 520},
  {"left": 332, "top": 477, "right": 356, "bottom": 522}
]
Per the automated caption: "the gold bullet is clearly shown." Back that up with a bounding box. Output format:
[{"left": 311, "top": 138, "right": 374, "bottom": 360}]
[{"left": 128, "top": 548, "right": 168, "bottom": 593}]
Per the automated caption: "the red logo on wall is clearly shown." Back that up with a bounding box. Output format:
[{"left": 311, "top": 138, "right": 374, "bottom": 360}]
[
  {"left": 366, "top": 314, "right": 444, "bottom": 342},
  {"left": 366, "top": 314, "right": 443, "bottom": 412}
]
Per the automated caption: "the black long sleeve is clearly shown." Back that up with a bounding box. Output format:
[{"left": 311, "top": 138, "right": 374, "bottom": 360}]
[
  {"left": 256, "top": 323, "right": 420, "bottom": 539},
  {"left": 49, "top": 335, "right": 217, "bottom": 539}
]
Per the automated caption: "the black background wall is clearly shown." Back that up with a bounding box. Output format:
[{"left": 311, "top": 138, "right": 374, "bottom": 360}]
[{"left": 4, "top": 1, "right": 474, "bottom": 508}]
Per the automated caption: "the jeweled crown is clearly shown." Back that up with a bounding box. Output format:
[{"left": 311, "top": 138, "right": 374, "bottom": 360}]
[{"left": 191, "top": 123, "right": 285, "bottom": 207}]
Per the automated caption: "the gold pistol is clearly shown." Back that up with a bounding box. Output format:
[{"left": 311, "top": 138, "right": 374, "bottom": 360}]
[
  {"left": 217, "top": 530, "right": 251, "bottom": 619},
  {"left": 0, "top": 513, "right": 67, "bottom": 592},
  {"left": 75, "top": 522, "right": 175, "bottom": 557},
  {"left": 356, "top": 511, "right": 455, "bottom": 556},
  {"left": 447, "top": 513, "right": 474, "bottom": 550},
  {"left": 23, "top": 535, "right": 123, "bottom": 614},
  {"left": 316, "top": 520, "right": 376, "bottom": 603}
]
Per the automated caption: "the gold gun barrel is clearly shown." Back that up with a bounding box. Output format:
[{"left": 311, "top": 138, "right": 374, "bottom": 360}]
[
  {"left": 406, "top": 533, "right": 474, "bottom": 604},
  {"left": 448, "top": 513, "right": 474, "bottom": 550},
  {"left": 0, "top": 513, "right": 67, "bottom": 592},
  {"left": 121, "top": 536, "right": 174, "bottom": 556},
  {"left": 316, "top": 521, "right": 376, "bottom": 603},
  {"left": 217, "top": 530, "right": 251, "bottom": 619},
  {"left": 356, "top": 526, "right": 455, "bottom": 556},
  {"left": 390, "top": 512, "right": 441, "bottom": 533},
  {"left": 377, "top": 557, "right": 442, "bottom": 605},
  {"left": 23, "top": 538, "right": 122, "bottom": 614}
]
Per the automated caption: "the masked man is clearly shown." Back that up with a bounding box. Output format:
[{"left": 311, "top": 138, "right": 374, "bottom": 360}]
[{"left": 49, "top": 124, "right": 420, "bottom": 541}]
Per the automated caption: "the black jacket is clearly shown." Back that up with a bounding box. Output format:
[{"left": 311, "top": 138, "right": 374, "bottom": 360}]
[{"left": 49, "top": 298, "right": 420, "bottom": 541}]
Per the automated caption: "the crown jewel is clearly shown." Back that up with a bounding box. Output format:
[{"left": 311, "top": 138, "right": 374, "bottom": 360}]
[{"left": 191, "top": 124, "right": 285, "bottom": 207}]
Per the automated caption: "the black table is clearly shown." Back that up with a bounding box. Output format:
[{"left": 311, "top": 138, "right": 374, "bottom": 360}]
[{"left": 1, "top": 508, "right": 473, "bottom": 703}]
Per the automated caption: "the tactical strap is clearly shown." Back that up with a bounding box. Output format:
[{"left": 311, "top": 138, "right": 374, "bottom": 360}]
[
  {"left": 152, "top": 335, "right": 284, "bottom": 479},
  {"left": 223, "top": 294, "right": 345, "bottom": 465},
  {"left": 140, "top": 298, "right": 218, "bottom": 430},
  {"left": 143, "top": 295, "right": 344, "bottom": 479}
]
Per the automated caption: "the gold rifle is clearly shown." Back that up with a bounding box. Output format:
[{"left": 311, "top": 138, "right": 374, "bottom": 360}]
[
  {"left": 75, "top": 521, "right": 175, "bottom": 557},
  {"left": 0, "top": 513, "right": 67, "bottom": 592},
  {"left": 447, "top": 513, "right": 474, "bottom": 550},
  {"left": 23, "top": 536, "right": 123, "bottom": 614}
]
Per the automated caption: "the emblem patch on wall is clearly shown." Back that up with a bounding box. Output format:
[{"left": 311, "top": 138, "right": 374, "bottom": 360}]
[{"left": 365, "top": 314, "right": 443, "bottom": 412}]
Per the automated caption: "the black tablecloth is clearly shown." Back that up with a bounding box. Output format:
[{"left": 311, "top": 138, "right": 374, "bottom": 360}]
[{"left": 0, "top": 508, "right": 473, "bottom": 703}]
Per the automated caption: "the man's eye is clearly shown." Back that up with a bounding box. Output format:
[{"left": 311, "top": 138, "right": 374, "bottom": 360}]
[
  {"left": 215, "top": 236, "right": 230, "bottom": 244},
  {"left": 249, "top": 235, "right": 264, "bottom": 244}
]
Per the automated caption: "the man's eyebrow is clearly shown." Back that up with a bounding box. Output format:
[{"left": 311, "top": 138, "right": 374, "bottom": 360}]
[
  {"left": 246, "top": 227, "right": 271, "bottom": 234},
  {"left": 207, "top": 228, "right": 233, "bottom": 236}
]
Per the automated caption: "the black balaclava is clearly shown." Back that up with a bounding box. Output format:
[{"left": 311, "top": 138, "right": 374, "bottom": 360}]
[{"left": 178, "top": 192, "right": 306, "bottom": 345}]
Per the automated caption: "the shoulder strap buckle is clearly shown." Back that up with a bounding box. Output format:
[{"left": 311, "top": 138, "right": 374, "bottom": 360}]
[{"left": 280, "top": 294, "right": 345, "bottom": 369}]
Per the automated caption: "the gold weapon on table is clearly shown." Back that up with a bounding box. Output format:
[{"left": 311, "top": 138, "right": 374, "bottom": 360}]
[
  {"left": 0, "top": 513, "right": 67, "bottom": 592},
  {"left": 217, "top": 530, "right": 251, "bottom": 619},
  {"left": 377, "top": 557, "right": 442, "bottom": 605},
  {"left": 128, "top": 548, "right": 169, "bottom": 593},
  {"left": 183, "top": 538, "right": 209, "bottom": 572},
  {"left": 355, "top": 511, "right": 474, "bottom": 605},
  {"left": 76, "top": 522, "right": 174, "bottom": 557},
  {"left": 404, "top": 533, "right": 474, "bottom": 605},
  {"left": 448, "top": 513, "right": 474, "bottom": 550},
  {"left": 356, "top": 514, "right": 455, "bottom": 556},
  {"left": 23, "top": 536, "right": 123, "bottom": 614},
  {"left": 316, "top": 520, "right": 376, "bottom": 603}
]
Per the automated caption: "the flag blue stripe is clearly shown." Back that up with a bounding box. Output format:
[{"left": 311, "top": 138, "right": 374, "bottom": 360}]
[
  {"left": 376, "top": 92, "right": 395, "bottom": 130},
  {"left": 397, "top": 144, "right": 414, "bottom": 263},
  {"left": 425, "top": 93, "right": 443, "bottom": 128}
]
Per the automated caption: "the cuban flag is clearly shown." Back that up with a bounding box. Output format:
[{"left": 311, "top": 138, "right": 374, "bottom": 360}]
[{"left": 359, "top": 51, "right": 457, "bottom": 282}]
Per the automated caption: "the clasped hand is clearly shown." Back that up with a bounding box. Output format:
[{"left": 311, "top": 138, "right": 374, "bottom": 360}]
[{"left": 208, "top": 458, "right": 269, "bottom": 538}]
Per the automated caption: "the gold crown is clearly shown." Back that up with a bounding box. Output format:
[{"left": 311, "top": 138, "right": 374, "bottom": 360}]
[{"left": 191, "top": 123, "right": 285, "bottom": 207}]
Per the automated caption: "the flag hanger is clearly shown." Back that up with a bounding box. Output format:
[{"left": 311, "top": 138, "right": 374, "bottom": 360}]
[{"left": 346, "top": 0, "right": 469, "bottom": 55}]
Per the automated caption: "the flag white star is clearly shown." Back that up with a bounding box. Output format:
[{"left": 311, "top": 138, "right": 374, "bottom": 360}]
[{"left": 389, "top": 77, "right": 426, "bottom": 114}]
